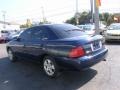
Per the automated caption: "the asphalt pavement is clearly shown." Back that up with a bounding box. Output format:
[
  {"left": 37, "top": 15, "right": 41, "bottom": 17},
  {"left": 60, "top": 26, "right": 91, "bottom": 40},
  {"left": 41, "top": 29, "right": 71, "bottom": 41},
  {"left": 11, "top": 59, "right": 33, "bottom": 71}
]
[{"left": 0, "top": 43, "right": 120, "bottom": 90}]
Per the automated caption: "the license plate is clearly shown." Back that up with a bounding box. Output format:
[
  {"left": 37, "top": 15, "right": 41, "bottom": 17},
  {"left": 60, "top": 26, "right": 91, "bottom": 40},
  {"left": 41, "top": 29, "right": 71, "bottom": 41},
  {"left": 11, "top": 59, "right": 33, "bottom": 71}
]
[{"left": 91, "top": 41, "right": 102, "bottom": 51}]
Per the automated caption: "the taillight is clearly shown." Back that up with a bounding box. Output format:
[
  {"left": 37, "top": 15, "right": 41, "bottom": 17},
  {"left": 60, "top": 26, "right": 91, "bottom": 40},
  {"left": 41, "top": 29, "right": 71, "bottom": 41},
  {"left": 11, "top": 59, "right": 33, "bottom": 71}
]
[{"left": 69, "top": 47, "right": 85, "bottom": 58}]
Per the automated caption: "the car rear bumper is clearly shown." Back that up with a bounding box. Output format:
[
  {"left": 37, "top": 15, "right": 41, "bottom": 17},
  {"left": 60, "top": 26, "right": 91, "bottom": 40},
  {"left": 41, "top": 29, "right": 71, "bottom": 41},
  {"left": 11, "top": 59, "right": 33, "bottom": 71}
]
[{"left": 55, "top": 48, "right": 108, "bottom": 70}]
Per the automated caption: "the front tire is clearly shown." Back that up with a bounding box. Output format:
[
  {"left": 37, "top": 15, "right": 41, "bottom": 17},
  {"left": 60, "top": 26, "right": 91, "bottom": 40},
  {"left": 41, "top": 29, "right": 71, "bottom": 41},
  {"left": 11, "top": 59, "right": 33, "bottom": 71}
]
[
  {"left": 43, "top": 56, "right": 59, "bottom": 78},
  {"left": 7, "top": 49, "right": 17, "bottom": 62}
]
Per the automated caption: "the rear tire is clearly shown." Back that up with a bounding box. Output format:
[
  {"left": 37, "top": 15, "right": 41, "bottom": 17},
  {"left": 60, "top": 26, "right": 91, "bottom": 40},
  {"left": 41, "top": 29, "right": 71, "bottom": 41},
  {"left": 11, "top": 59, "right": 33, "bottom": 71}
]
[
  {"left": 43, "top": 56, "right": 59, "bottom": 78},
  {"left": 7, "top": 49, "right": 17, "bottom": 62}
]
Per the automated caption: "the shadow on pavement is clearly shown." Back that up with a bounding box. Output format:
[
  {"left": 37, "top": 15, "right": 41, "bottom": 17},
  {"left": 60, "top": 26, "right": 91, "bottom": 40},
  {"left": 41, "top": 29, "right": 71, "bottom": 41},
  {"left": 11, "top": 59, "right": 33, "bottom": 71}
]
[
  {"left": 0, "top": 57, "right": 97, "bottom": 90},
  {"left": 106, "top": 41, "right": 120, "bottom": 45}
]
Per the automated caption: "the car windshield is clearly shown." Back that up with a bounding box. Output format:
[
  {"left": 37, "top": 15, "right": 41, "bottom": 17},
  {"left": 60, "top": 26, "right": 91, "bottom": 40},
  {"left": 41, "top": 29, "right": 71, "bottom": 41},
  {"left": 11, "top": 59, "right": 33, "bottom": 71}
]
[
  {"left": 49, "top": 24, "right": 86, "bottom": 38},
  {"left": 108, "top": 25, "right": 120, "bottom": 30},
  {"left": 1, "top": 30, "right": 9, "bottom": 33}
]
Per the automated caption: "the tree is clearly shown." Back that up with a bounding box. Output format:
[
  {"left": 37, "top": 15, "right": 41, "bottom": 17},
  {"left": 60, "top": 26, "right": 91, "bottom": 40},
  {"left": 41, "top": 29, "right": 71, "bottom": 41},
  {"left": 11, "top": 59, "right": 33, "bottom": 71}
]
[
  {"left": 99, "top": 13, "right": 114, "bottom": 26},
  {"left": 20, "top": 24, "right": 27, "bottom": 28},
  {"left": 79, "top": 12, "right": 91, "bottom": 24},
  {"left": 66, "top": 17, "right": 76, "bottom": 25},
  {"left": 20, "top": 19, "right": 32, "bottom": 28},
  {"left": 26, "top": 19, "right": 32, "bottom": 28},
  {"left": 66, "top": 11, "right": 116, "bottom": 26},
  {"left": 39, "top": 21, "right": 51, "bottom": 25},
  {"left": 66, "top": 11, "right": 92, "bottom": 25},
  {"left": 107, "top": 15, "right": 114, "bottom": 26}
]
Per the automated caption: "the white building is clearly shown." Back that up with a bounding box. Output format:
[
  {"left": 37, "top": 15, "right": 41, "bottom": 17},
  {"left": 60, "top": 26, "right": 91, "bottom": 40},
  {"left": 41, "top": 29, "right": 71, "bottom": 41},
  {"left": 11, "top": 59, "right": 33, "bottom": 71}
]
[{"left": 0, "top": 21, "right": 20, "bottom": 31}]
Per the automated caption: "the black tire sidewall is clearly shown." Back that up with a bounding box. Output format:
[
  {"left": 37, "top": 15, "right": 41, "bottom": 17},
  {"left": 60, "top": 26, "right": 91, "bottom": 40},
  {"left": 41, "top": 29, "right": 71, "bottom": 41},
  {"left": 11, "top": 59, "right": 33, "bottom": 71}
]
[{"left": 8, "top": 49, "right": 16, "bottom": 62}]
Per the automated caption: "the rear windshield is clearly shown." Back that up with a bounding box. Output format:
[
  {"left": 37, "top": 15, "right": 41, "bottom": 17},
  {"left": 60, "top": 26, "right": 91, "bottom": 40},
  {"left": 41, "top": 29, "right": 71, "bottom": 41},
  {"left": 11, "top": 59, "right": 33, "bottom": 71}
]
[{"left": 48, "top": 24, "right": 86, "bottom": 38}]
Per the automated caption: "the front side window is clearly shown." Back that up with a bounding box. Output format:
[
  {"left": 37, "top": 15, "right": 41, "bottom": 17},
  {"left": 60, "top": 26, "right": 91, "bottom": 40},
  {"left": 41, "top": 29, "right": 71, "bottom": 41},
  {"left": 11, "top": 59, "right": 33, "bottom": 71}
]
[{"left": 19, "top": 29, "right": 32, "bottom": 41}]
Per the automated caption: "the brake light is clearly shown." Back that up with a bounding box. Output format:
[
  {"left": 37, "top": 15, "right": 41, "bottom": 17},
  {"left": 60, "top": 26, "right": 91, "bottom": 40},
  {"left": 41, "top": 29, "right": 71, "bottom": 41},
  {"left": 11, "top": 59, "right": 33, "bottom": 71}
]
[{"left": 69, "top": 47, "right": 85, "bottom": 58}]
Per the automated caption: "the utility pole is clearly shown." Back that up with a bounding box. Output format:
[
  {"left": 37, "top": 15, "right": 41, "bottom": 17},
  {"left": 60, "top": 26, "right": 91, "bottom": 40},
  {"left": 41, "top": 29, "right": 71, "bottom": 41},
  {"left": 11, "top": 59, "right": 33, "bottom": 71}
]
[
  {"left": 75, "top": 0, "right": 79, "bottom": 25},
  {"left": 41, "top": 7, "right": 46, "bottom": 23},
  {"left": 90, "top": 0, "right": 94, "bottom": 24},
  {"left": 2, "top": 11, "right": 6, "bottom": 29},
  {"left": 94, "top": 0, "right": 100, "bottom": 34}
]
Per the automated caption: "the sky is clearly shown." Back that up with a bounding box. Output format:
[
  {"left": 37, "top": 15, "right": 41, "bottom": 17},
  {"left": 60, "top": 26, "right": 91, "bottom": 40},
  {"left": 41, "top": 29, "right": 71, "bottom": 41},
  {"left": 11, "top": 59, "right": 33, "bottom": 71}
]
[{"left": 0, "top": 0, "right": 120, "bottom": 24}]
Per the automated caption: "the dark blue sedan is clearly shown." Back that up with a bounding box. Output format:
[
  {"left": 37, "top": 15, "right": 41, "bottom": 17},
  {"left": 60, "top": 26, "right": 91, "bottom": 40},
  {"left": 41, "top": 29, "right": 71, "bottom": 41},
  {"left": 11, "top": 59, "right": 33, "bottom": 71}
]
[{"left": 6, "top": 24, "right": 108, "bottom": 77}]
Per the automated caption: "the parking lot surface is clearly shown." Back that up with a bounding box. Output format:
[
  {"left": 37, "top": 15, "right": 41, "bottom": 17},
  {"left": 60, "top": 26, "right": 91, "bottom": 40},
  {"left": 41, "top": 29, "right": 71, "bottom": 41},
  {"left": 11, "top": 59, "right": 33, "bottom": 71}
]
[{"left": 0, "top": 43, "right": 120, "bottom": 90}]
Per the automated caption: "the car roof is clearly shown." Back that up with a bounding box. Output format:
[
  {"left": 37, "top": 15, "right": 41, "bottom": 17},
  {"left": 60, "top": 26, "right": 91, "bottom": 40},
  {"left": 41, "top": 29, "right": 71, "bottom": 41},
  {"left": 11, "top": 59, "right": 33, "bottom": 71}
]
[{"left": 31, "top": 23, "right": 73, "bottom": 27}]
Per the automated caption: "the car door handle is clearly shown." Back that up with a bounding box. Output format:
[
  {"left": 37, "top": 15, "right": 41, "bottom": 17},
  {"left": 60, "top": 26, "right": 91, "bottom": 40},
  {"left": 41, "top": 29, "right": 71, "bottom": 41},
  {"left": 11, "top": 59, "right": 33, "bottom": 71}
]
[
  {"left": 33, "top": 44, "right": 43, "bottom": 46},
  {"left": 23, "top": 44, "right": 26, "bottom": 47},
  {"left": 33, "top": 44, "right": 44, "bottom": 49}
]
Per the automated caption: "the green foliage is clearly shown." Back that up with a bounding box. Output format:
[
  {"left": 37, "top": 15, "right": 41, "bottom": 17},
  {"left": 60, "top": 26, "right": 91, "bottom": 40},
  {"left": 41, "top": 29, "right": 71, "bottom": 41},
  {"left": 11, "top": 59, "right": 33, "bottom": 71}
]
[
  {"left": 66, "top": 17, "right": 76, "bottom": 25},
  {"left": 99, "top": 13, "right": 114, "bottom": 26},
  {"left": 66, "top": 12, "right": 116, "bottom": 26},
  {"left": 20, "top": 19, "right": 32, "bottom": 28},
  {"left": 66, "top": 12, "right": 91, "bottom": 25},
  {"left": 39, "top": 21, "right": 51, "bottom": 24},
  {"left": 20, "top": 24, "right": 28, "bottom": 28}
]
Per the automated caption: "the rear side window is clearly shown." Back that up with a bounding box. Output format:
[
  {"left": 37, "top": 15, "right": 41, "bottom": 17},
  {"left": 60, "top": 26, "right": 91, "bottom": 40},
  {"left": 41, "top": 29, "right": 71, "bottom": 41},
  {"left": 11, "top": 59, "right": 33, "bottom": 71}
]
[
  {"left": 31, "top": 26, "right": 58, "bottom": 41},
  {"left": 42, "top": 27, "right": 58, "bottom": 40},
  {"left": 31, "top": 27, "right": 42, "bottom": 41}
]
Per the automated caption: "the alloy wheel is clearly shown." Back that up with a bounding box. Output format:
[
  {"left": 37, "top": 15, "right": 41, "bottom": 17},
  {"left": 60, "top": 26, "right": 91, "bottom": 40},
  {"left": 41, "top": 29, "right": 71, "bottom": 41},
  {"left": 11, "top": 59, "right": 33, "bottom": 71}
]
[
  {"left": 43, "top": 59, "right": 55, "bottom": 76},
  {"left": 8, "top": 50, "right": 13, "bottom": 61}
]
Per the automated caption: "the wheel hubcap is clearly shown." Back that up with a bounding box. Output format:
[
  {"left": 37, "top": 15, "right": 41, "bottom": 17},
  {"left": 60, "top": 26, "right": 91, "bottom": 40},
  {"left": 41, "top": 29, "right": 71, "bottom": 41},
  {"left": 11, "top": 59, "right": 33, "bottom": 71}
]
[
  {"left": 44, "top": 59, "right": 55, "bottom": 76},
  {"left": 8, "top": 50, "right": 13, "bottom": 60}
]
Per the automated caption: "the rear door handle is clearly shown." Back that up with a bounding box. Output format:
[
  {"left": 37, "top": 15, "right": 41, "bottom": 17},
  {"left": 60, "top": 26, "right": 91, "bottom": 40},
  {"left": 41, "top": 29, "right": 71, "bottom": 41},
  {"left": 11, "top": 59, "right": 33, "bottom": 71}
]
[
  {"left": 33, "top": 44, "right": 43, "bottom": 46},
  {"left": 33, "top": 44, "right": 44, "bottom": 49},
  {"left": 23, "top": 44, "right": 26, "bottom": 47}
]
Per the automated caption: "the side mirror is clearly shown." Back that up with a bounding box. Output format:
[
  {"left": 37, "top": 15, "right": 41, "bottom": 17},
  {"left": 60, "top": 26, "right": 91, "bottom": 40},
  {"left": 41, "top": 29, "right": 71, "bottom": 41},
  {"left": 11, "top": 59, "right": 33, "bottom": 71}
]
[{"left": 16, "top": 37, "right": 21, "bottom": 41}]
